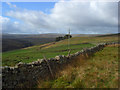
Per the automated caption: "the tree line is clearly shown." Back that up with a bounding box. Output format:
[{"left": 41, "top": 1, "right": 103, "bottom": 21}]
[{"left": 56, "top": 34, "right": 72, "bottom": 41}]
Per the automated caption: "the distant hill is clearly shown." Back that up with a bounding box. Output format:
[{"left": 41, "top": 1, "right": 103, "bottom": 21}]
[
  {"left": 72, "top": 34, "right": 102, "bottom": 37},
  {"left": 2, "top": 38, "right": 33, "bottom": 52},
  {"left": 96, "top": 33, "right": 120, "bottom": 37},
  {"left": 2, "top": 33, "right": 65, "bottom": 39},
  {"left": 72, "top": 33, "right": 120, "bottom": 37},
  {"left": 2, "top": 33, "right": 119, "bottom": 52},
  {"left": 2, "top": 34, "right": 59, "bottom": 52},
  {"left": 3, "top": 33, "right": 119, "bottom": 38}
]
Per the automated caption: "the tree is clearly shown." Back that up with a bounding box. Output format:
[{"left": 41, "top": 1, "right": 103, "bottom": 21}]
[
  {"left": 55, "top": 34, "right": 72, "bottom": 42},
  {"left": 64, "top": 34, "right": 72, "bottom": 39},
  {"left": 56, "top": 37, "right": 64, "bottom": 41}
]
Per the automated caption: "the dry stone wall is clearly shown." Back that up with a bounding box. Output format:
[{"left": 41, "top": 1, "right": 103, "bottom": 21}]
[{"left": 2, "top": 42, "right": 119, "bottom": 88}]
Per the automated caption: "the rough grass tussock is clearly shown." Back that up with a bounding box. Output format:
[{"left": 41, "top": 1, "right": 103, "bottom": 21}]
[{"left": 37, "top": 45, "right": 118, "bottom": 88}]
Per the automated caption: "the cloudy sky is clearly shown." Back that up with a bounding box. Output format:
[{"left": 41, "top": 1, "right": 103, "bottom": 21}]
[{"left": 1, "top": 1, "right": 118, "bottom": 34}]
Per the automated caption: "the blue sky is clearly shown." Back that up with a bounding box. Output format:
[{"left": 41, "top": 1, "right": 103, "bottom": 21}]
[
  {"left": 1, "top": 1, "right": 118, "bottom": 34},
  {"left": 2, "top": 2, "right": 55, "bottom": 14},
  {"left": 2, "top": 2, "right": 55, "bottom": 22}
]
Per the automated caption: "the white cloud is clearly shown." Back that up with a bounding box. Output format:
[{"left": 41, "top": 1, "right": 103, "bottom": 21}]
[
  {"left": 50, "top": 1, "right": 117, "bottom": 27},
  {"left": 2, "top": 1, "right": 118, "bottom": 34},
  {"left": 0, "top": 16, "right": 10, "bottom": 24},
  {"left": 0, "top": 16, "right": 9, "bottom": 32},
  {"left": 6, "top": 2, "right": 16, "bottom": 8}
]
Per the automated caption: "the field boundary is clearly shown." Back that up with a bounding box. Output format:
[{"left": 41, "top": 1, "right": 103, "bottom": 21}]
[{"left": 2, "top": 42, "right": 119, "bottom": 88}]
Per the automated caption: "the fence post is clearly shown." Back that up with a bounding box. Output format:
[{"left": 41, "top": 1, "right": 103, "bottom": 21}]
[{"left": 43, "top": 55, "right": 54, "bottom": 79}]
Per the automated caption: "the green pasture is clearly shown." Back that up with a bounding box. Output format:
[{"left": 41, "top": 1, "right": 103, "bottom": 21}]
[
  {"left": 2, "top": 35, "right": 118, "bottom": 66},
  {"left": 2, "top": 43, "right": 94, "bottom": 66}
]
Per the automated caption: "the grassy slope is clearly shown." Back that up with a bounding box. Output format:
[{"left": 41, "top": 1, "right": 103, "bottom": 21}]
[
  {"left": 2, "top": 35, "right": 118, "bottom": 66},
  {"left": 37, "top": 45, "right": 118, "bottom": 88},
  {"left": 2, "top": 38, "right": 55, "bottom": 52}
]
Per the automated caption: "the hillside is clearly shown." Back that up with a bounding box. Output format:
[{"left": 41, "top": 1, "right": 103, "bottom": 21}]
[
  {"left": 2, "top": 33, "right": 65, "bottom": 39},
  {"left": 72, "top": 34, "right": 103, "bottom": 37},
  {"left": 2, "top": 34, "right": 56, "bottom": 52},
  {"left": 97, "top": 33, "right": 120, "bottom": 37},
  {"left": 2, "top": 34, "right": 118, "bottom": 66},
  {"left": 3, "top": 33, "right": 118, "bottom": 52},
  {"left": 37, "top": 45, "right": 118, "bottom": 88},
  {"left": 2, "top": 34, "right": 119, "bottom": 88},
  {"left": 2, "top": 38, "right": 33, "bottom": 52}
]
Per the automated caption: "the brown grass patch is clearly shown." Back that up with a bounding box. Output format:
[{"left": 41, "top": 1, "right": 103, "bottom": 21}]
[
  {"left": 37, "top": 45, "right": 118, "bottom": 88},
  {"left": 107, "top": 44, "right": 120, "bottom": 47}
]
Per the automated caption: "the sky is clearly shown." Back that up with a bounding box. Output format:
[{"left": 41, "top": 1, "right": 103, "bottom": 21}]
[{"left": 1, "top": 1, "right": 118, "bottom": 34}]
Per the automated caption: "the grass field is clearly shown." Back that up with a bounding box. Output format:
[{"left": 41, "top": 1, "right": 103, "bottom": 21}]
[
  {"left": 2, "top": 35, "right": 118, "bottom": 66},
  {"left": 37, "top": 45, "right": 118, "bottom": 88}
]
